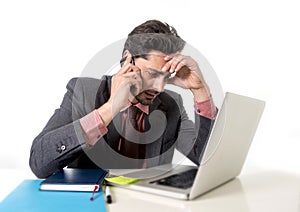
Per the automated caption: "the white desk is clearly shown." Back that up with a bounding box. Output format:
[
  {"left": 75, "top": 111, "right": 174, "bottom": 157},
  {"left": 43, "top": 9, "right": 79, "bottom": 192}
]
[{"left": 1, "top": 167, "right": 299, "bottom": 212}]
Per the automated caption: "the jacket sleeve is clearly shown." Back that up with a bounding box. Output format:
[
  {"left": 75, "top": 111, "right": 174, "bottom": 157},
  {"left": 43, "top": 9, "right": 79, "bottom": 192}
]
[
  {"left": 29, "top": 78, "right": 87, "bottom": 178},
  {"left": 175, "top": 95, "right": 216, "bottom": 166}
]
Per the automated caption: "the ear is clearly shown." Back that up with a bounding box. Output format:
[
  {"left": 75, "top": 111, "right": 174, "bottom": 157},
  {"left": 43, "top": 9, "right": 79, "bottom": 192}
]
[
  {"left": 120, "top": 50, "right": 132, "bottom": 67},
  {"left": 122, "top": 50, "right": 130, "bottom": 58}
]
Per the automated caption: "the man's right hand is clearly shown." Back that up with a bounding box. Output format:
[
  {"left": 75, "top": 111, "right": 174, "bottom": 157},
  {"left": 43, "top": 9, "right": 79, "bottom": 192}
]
[{"left": 97, "top": 54, "right": 142, "bottom": 126}]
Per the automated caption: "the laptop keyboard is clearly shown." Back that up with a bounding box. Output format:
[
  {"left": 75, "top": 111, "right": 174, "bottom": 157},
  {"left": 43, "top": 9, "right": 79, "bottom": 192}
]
[{"left": 151, "top": 169, "right": 198, "bottom": 189}]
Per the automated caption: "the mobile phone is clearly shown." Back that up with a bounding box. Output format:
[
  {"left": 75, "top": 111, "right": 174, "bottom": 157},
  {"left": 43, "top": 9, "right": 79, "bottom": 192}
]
[{"left": 120, "top": 56, "right": 135, "bottom": 66}]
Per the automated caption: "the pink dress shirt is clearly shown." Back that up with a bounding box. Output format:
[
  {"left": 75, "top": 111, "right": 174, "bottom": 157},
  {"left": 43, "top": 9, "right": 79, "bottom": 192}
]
[{"left": 80, "top": 97, "right": 217, "bottom": 147}]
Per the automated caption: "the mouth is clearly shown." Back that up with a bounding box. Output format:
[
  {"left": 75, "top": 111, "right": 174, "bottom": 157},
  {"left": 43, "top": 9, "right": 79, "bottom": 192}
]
[{"left": 144, "top": 91, "right": 158, "bottom": 98}]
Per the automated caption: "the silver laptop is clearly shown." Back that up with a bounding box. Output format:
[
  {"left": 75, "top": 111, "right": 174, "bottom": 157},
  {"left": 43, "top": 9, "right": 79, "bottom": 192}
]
[{"left": 109, "top": 92, "right": 265, "bottom": 200}]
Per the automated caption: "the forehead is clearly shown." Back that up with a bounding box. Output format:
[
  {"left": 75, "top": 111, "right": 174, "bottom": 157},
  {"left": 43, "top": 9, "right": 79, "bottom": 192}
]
[{"left": 141, "top": 51, "right": 168, "bottom": 72}]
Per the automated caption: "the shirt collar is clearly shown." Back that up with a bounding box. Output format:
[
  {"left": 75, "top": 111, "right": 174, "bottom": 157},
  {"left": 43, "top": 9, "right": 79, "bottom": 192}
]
[{"left": 120, "top": 101, "right": 149, "bottom": 115}]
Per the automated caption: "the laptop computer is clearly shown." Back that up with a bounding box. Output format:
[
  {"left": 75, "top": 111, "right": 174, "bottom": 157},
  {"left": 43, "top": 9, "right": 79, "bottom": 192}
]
[{"left": 108, "top": 92, "right": 265, "bottom": 200}]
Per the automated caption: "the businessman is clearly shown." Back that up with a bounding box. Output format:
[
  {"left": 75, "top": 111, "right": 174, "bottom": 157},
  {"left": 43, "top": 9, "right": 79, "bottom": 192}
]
[{"left": 29, "top": 20, "right": 217, "bottom": 178}]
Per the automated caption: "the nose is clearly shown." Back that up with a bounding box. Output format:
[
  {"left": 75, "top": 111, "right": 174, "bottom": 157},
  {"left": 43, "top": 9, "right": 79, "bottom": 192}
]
[{"left": 151, "top": 77, "right": 165, "bottom": 93}]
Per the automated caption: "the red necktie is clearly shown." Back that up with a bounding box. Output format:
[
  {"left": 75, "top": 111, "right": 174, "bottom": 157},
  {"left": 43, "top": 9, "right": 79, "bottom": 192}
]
[{"left": 120, "top": 106, "right": 145, "bottom": 167}]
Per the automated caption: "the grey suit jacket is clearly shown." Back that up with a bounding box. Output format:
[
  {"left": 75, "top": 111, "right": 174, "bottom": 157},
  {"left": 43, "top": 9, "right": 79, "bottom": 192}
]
[{"left": 29, "top": 76, "right": 214, "bottom": 178}]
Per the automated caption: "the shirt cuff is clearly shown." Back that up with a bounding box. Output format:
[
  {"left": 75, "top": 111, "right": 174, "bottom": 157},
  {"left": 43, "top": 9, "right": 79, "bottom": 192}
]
[
  {"left": 194, "top": 97, "right": 217, "bottom": 120},
  {"left": 79, "top": 110, "right": 108, "bottom": 146}
]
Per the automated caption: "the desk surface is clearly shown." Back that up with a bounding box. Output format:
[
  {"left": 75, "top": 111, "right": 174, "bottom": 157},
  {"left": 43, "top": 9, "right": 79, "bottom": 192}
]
[{"left": 1, "top": 167, "right": 299, "bottom": 212}]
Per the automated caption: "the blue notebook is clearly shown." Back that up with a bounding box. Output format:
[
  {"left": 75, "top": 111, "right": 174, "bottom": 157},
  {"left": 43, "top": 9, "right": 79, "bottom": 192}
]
[{"left": 0, "top": 180, "right": 107, "bottom": 212}]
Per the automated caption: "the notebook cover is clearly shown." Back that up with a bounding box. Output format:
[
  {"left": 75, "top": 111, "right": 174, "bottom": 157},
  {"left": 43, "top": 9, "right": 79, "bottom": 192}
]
[
  {"left": 40, "top": 168, "right": 108, "bottom": 191},
  {"left": 0, "top": 180, "right": 107, "bottom": 212}
]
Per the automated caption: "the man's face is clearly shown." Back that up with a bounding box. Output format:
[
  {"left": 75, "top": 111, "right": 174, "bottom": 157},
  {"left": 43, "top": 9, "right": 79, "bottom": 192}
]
[{"left": 133, "top": 51, "right": 172, "bottom": 105}]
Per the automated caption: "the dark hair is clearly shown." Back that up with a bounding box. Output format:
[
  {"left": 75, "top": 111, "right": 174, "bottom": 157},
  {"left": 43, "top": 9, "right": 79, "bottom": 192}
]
[{"left": 123, "top": 20, "right": 185, "bottom": 59}]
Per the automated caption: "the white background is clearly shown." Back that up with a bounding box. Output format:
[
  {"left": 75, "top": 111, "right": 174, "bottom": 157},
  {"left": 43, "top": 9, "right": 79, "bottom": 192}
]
[{"left": 0, "top": 0, "right": 299, "bottom": 174}]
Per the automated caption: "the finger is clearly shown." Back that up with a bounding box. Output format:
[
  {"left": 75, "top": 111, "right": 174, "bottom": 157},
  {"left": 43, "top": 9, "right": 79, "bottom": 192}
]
[
  {"left": 118, "top": 63, "right": 132, "bottom": 74},
  {"left": 130, "top": 65, "right": 141, "bottom": 73},
  {"left": 118, "top": 54, "right": 133, "bottom": 74},
  {"left": 122, "top": 71, "right": 140, "bottom": 78},
  {"left": 164, "top": 55, "right": 172, "bottom": 61},
  {"left": 164, "top": 52, "right": 178, "bottom": 60},
  {"left": 133, "top": 77, "right": 143, "bottom": 94},
  {"left": 162, "top": 54, "right": 184, "bottom": 73},
  {"left": 174, "top": 61, "right": 186, "bottom": 73},
  {"left": 170, "top": 55, "right": 185, "bottom": 73},
  {"left": 131, "top": 70, "right": 142, "bottom": 80},
  {"left": 119, "top": 63, "right": 140, "bottom": 75},
  {"left": 161, "top": 63, "right": 169, "bottom": 72},
  {"left": 123, "top": 53, "right": 132, "bottom": 66},
  {"left": 162, "top": 54, "right": 179, "bottom": 72},
  {"left": 161, "top": 59, "right": 173, "bottom": 72}
]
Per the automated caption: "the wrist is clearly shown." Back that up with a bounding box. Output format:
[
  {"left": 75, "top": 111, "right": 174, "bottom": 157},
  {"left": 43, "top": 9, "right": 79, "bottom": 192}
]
[
  {"left": 191, "top": 85, "right": 211, "bottom": 102},
  {"left": 97, "top": 102, "right": 115, "bottom": 126}
]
